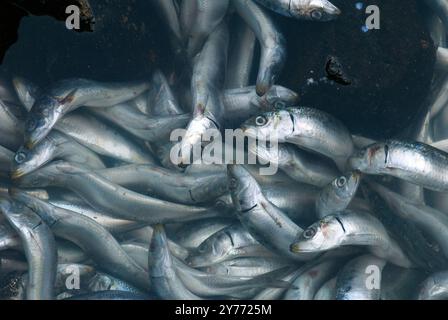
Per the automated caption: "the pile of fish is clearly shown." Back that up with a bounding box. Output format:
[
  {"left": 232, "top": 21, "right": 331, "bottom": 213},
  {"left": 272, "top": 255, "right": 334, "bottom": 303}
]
[{"left": 0, "top": 0, "right": 448, "bottom": 300}]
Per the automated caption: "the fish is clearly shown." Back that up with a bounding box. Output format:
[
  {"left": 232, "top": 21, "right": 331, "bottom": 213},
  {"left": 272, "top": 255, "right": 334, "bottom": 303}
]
[
  {"left": 24, "top": 79, "right": 151, "bottom": 148},
  {"left": 0, "top": 144, "right": 13, "bottom": 176},
  {"left": 254, "top": 0, "right": 340, "bottom": 20},
  {"left": 87, "top": 272, "right": 145, "bottom": 295},
  {"left": 290, "top": 210, "right": 412, "bottom": 268},
  {"left": 187, "top": 0, "right": 230, "bottom": 57},
  {"left": 0, "top": 222, "right": 21, "bottom": 251},
  {"left": 12, "top": 76, "right": 41, "bottom": 111},
  {"left": 242, "top": 107, "right": 354, "bottom": 170},
  {"left": 227, "top": 164, "right": 316, "bottom": 261},
  {"left": 315, "top": 171, "right": 361, "bottom": 218},
  {"left": 55, "top": 112, "right": 157, "bottom": 164},
  {"left": 180, "top": 22, "right": 229, "bottom": 165},
  {"left": 96, "top": 163, "right": 229, "bottom": 205},
  {"left": 0, "top": 198, "right": 57, "bottom": 300},
  {"left": 349, "top": 140, "right": 448, "bottom": 192},
  {"left": 417, "top": 271, "right": 448, "bottom": 300},
  {"left": 187, "top": 222, "right": 275, "bottom": 267},
  {"left": 16, "top": 161, "right": 230, "bottom": 224},
  {"left": 11, "top": 189, "right": 149, "bottom": 291},
  {"left": 90, "top": 103, "right": 190, "bottom": 143},
  {"left": 335, "top": 254, "right": 386, "bottom": 300},
  {"left": 11, "top": 131, "right": 105, "bottom": 179},
  {"left": 233, "top": 0, "right": 286, "bottom": 96},
  {"left": 173, "top": 217, "right": 233, "bottom": 249},
  {"left": 225, "top": 18, "right": 256, "bottom": 89},
  {"left": 249, "top": 142, "right": 340, "bottom": 187},
  {"left": 149, "top": 224, "right": 201, "bottom": 300}
]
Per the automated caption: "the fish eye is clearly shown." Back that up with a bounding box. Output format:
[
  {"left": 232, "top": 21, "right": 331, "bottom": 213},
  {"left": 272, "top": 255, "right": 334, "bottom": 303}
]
[
  {"left": 303, "top": 227, "right": 316, "bottom": 239},
  {"left": 311, "top": 10, "right": 323, "bottom": 20},
  {"left": 336, "top": 176, "right": 347, "bottom": 188},
  {"left": 275, "top": 101, "right": 285, "bottom": 109},
  {"left": 14, "top": 152, "right": 27, "bottom": 164},
  {"left": 255, "top": 116, "right": 268, "bottom": 126}
]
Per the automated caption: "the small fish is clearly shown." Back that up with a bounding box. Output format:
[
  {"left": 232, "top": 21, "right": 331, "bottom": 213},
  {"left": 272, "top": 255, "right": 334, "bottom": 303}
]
[
  {"left": 350, "top": 140, "right": 448, "bottom": 192},
  {"left": 233, "top": 0, "right": 286, "bottom": 96},
  {"left": 290, "top": 210, "right": 412, "bottom": 268},
  {"left": 24, "top": 79, "right": 151, "bottom": 148},
  {"left": 417, "top": 271, "right": 448, "bottom": 300}
]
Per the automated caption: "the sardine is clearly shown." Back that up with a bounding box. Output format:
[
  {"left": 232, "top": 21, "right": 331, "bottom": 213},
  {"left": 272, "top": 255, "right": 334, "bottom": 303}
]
[
  {"left": 233, "top": 0, "right": 286, "bottom": 96},
  {"left": 242, "top": 107, "right": 354, "bottom": 170},
  {"left": 187, "top": 223, "right": 275, "bottom": 267},
  {"left": 10, "top": 189, "right": 149, "bottom": 291},
  {"left": 290, "top": 210, "right": 412, "bottom": 268},
  {"left": 0, "top": 198, "right": 57, "bottom": 300},
  {"left": 149, "top": 224, "right": 201, "bottom": 299},
  {"left": 350, "top": 140, "right": 448, "bottom": 192},
  {"left": 249, "top": 142, "right": 340, "bottom": 187},
  {"left": 96, "top": 164, "right": 228, "bottom": 205},
  {"left": 11, "top": 131, "right": 105, "bottom": 179},
  {"left": 24, "top": 79, "right": 151, "bottom": 147},
  {"left": 16, "top": 161, "right": 229, "bottom": 224},
  {"left": 227, "top": 164, "right": 316, "bottom": 261}
]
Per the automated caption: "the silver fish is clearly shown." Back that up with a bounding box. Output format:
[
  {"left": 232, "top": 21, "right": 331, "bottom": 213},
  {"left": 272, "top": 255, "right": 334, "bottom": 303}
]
[
  {"left": 187, "top": 223, "right": 274, "bottom": 267},
  {"left": 417, "top": 271, "right": 448, "bottom": 300},
  {"left": 225, "top": 19, "right": 256, "bottom": 89},
  {"left": 249, "top": 142, "right": 340, "bottom": 187},
  {"left": 55, "top": 112, "right": 156, "bottom": 164},
  {"left": 233, "top": 0, "right": 286, "bottom": 96},
  {"left": 149, "top": 224, "right": 201, "bottom": 300},
  {"left": 0, "top": 98, "right": 23, "bottom": 150},
  {"left": 87, "top": 272, "right": 145, "bottom": 295},
  {"left": 228, "top": 164, "right": 316, "bottom": 261},
  {"left": 96, "top": 164, "right": 228, "bottom": 205},
  {"left": 180, "top": 23, "right": 229, "bottom": 165},
  {"left": 0, "top": 222, "right": 21, "bottom": 251},
  {"left": 11, "top": 190, "right": 149, "bottom": 291},
  {"left": 350, "top": 140, "right": 448, "bottom": 192},
  {"left": 335, "top": 255, "right": 386, "bottom": 300},
  {"left": 12, "top": 76, "right": 41, "bottom": 111},
  {"left": 24, "top": 79, "right": 151, "bottom": 147},
  {"left": 0, "top": 198, "right": 57, "bottom": 300},
  {"left": 315, "top": 171, "right": 361, "bottom": 219},
  {"left": 11, "top": 131, "right": 105, "bottom": 179},
  {"left": 16, "top": 161, "right": 228, "bottom": 224},
  {"left": 254, "top": 0, "right": 340, "bottom": 20},
  {"left": 290, "top": 210, "right": 412, "bottom": 268},
  {"left": 187, "top": 0, "right": 230, "bottom": 57},
  {"left": 242, "top": 107, "right": 354, "bottom": 170}
]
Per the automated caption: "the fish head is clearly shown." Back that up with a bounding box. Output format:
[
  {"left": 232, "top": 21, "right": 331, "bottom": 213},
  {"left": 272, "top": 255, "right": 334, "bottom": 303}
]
[
  {"left": 259, "top": 86, "right": 299, "bottom": 110},
  {"left": 227, "top": 165, "right": 263, "bottom": 212},
  {"left": 11, "top": 139, "right": 56, "bottom": 179},
  {"left": 293, "top": 0, "right": 341, "bottom": 21},
  {"left": 349, "top": 143, "right": 388, "bottom": 174},
  {"left": 149, "top": 224, "right": 176, "bottom": 278},
  {"left": 290, "top": 215, "right": 345, "bottom": 253},
  {"left": 24, "top": 96, "right": 61, "bottom": 148},
  {"left": 187, "top": 230, "right": 233, "bottom": 267},
  {"left": 330, "top": 171, "right": 361, "bottom": 200},
  {"left": 13, "top": 161, "right": 71, "bottom": 188},
  {"left": 242, "top": 109, "right": 293, "bottom": 143}
]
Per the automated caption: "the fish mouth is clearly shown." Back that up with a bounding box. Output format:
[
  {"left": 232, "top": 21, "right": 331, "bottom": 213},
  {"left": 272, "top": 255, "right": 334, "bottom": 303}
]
[
  {"left": 11, "top": 169, "right": 25, "bottom": 180},
  {"left": 290, "top": 242, "right": 314, "bottom": 253},
  {"left": 324, "top": 2, "right": 341, "bottom": 16}
]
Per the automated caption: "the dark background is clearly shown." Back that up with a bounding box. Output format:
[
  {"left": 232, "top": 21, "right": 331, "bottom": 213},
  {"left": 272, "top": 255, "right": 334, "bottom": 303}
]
[{"left": 0, "top": 0, "right": 437, "bottom": 139}]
